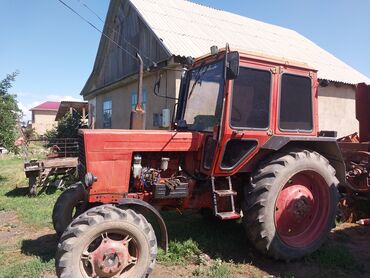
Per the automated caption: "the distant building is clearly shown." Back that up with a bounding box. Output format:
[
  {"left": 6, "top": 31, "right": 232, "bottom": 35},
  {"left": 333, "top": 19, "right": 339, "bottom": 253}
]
[
  {"left": 55, "top": 100, "right": 89, "bottom": 127},
  {"left": 30, "top": 101, "right": 60, "bottom": 135},
  {"left": 82, "top": 0, "right": 370, "bottom": 137}
]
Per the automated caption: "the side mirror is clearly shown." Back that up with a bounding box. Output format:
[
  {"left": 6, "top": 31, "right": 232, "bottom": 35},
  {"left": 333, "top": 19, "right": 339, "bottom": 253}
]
[{"left": 226, "top": 51, "right": 240, "bottom": 80}]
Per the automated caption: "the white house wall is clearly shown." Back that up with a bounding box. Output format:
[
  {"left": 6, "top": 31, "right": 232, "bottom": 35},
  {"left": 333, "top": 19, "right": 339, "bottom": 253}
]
[{"left": 318, "top": 84, "right": 357, "bottom": 138}]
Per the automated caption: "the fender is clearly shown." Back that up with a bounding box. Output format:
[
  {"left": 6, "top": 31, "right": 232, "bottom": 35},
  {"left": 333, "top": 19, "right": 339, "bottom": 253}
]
[
  {"left": 262, "top": 135, "right": 347, "bottom": 187},
  {"left": 117, "top": 198, "right": 168, "bottom": 252}
]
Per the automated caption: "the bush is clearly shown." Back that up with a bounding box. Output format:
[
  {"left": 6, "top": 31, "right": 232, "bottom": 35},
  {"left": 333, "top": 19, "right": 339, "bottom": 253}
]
[{"left": 45, "top": 113, "right": 82, "bottom": 139}]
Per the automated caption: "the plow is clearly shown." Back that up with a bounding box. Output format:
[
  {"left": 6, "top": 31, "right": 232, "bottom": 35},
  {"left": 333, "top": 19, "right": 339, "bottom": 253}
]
[{"left": 337, "top": 83, "right": 370, "bottom": 222}]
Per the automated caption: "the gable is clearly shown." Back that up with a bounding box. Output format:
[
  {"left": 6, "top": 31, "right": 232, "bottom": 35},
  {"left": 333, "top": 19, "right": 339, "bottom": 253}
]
[{"left": 82, "top": 0, "right": 171, "bottom": 96}]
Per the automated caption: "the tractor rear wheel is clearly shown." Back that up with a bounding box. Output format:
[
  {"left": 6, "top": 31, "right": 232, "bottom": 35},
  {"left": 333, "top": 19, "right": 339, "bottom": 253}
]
[
  {"left": 243, "top": 149, "right": 339, "bottom": 260},
  {"left": 52, "top": 183, "right": 88, "bottom": 236},
  {"left": 56, "top": 205, "right": 157, "bottom": 278}
]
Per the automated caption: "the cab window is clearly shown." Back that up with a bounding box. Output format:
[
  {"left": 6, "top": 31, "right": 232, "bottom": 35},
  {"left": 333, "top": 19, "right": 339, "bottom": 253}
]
[
  {"left": 279, "top": 74, "right": 313, "bottom": 131},
  {"left": 230, "top": 67, "right": 271, "bottom": 129}
]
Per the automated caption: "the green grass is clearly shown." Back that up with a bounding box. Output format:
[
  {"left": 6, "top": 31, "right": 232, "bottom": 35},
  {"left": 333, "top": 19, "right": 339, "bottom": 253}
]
[
  {"left": 0, "top": 158, "right": 367, "bottom": 278},
  {"left": 0, "top": 255, "right": 54, "bottom": 278},
  {"left": 192, "top": 259, "right": 233, "bottom": 278},
  {"left": 0, "top": 158, "right": 59, "bottom": 277},
  {"left": 307, "top": 243, "right": 360, "bottom": 270},
  {"left": 0, "top": 159, "right": 61, "bottom": 228},
  {"left": 157, "top": 239, "right": 202, "bottom": 264}
]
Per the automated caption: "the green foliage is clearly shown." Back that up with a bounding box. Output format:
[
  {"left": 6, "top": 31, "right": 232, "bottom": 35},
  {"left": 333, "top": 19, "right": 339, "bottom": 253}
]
[
  {"left": 22, "top": 127, "right": 36, "bottom": 142},
  {"left": 193, "top": 259, "right": 232, "bottom": 278},
  {"left": 0, "top": 72, "right": 21, "bottom": 152},
  {"left": 157, "top": 239, "right": 202, "bottom": 264},
  {"left": 45, "top": 112, "right": 81, "bottom": 139}
]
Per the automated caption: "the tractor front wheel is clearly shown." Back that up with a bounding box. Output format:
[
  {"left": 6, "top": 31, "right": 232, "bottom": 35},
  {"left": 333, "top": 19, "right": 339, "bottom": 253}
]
[
  {"left": 243, "top": 149, "right": 339, "bottom": 260},
  {"left": 56, "top": 205, "right": 157, "bottom": 278},
  {"left": 52, "top": 183, "right": 88, "bottom": 236}
]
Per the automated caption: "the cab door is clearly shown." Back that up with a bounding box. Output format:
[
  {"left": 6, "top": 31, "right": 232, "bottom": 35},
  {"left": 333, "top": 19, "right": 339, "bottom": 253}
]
[{"left": 209, "top": 62, "right": 277, "bottom": 175}]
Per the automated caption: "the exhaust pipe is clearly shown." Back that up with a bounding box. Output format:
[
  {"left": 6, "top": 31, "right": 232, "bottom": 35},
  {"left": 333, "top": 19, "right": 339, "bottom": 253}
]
[{"left": 130, "top": 53, "right": 146, "bottom": 129}]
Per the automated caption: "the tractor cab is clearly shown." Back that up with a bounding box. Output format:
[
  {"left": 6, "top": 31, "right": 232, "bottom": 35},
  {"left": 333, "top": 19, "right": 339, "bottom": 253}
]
[{"left": 175, "top": 47, "right": 319, "bottom": 177}]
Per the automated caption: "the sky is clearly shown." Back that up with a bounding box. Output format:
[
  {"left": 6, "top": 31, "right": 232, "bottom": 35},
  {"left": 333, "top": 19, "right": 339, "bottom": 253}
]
[{"left": 1, "top": 0, "right": 369, "bottom": 122}]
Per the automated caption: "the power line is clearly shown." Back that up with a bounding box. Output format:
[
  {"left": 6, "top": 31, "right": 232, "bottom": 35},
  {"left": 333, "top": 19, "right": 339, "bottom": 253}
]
[
  {"left": 56, "top": 0, "right": 138, "bottom": 61},
  {"left": 75, "top": 0, "right": 156, "bottom": 66},
  {"left": 77, "top": 0, "right": 104, "bottom": 22}
]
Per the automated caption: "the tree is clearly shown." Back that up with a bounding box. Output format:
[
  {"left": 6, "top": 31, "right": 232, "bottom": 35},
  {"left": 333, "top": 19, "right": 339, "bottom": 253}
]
[
  {"left": 0, "top": 72, "right": 21, "bottom": 152},
  {"left": 45, "top": 112, "right": 82, "bottom": 139}
]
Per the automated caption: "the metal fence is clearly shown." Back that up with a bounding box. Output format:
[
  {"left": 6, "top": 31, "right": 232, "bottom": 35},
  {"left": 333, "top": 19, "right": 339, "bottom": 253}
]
[{"left": 24, "top": 138, "right": 79, "bottom": 160}]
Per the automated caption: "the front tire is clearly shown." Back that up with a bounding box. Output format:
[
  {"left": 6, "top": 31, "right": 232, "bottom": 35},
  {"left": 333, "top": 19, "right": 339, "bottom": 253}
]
[
  {"left": 243, "top": 149, "right": 339, "bottom": 260},
  {"left": 56, "top": 205, "right": 157, "bottom": 278},
  {"left": 52, "top": 183, "right": 88, "bottom": 236}
]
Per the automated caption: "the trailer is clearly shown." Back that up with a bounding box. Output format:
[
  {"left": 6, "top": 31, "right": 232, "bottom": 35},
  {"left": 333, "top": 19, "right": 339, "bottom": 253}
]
[{"left": 24, "top": 138, "right": 79, "bottom": 195}]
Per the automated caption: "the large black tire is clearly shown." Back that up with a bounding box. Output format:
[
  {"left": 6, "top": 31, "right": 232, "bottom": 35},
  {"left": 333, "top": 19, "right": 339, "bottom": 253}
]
[
  {"left": 52, "top": 183, "right": 88, "bottom": 236},
  {"left": 56, "top": 205, "right": 157, "bottom": 278},
  {"left": 243, "top": 149, "right": 339, "bottom": 260}
]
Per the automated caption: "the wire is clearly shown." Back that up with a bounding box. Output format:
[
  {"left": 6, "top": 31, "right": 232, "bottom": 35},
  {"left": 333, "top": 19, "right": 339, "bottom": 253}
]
[
  {"left": 77, "top": 0, "right": 104, "bottom": 22},
  {"left": 56, "top": 0, "right": 138, "bottom": 61},
  {"left": 74, "top": 0, "right": 157, "bottom": 66}
]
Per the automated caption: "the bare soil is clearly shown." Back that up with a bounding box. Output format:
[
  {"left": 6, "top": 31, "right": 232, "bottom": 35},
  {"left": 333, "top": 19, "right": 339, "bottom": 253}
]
[{"left": 1, "top": 210, "right": 369, "bottom": 278}]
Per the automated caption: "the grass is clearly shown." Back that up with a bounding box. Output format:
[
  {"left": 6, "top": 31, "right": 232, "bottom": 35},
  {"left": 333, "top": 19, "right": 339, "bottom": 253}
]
[
  {"left": 306, "top": 242, "right": 363, "bottom": 273},
  {"left": 0, "top": 158, "right": 59, "bottom": 277},
  {"left": 0, "top": 159, "right": 61, "bottom": 228},
  {"left": 192, "top": 259, "right": 232, "bottom": 278},
  {"left": 157, "top": 239, "right": 202, "bottom": 265},
  {"left": 0, "top": 157, "right": 368, "bottom": 278}
]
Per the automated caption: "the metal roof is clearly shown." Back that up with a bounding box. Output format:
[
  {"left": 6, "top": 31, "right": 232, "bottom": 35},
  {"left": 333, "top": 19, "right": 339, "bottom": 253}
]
[
  {"left": 55, "top": 101, "right": 88, "bottom": 120},
  {"left": 130, "top": 0, "right": 369, "bottom": 85},
  {"left": 30, "top": 101, "right": 60, "bottom": 111}
]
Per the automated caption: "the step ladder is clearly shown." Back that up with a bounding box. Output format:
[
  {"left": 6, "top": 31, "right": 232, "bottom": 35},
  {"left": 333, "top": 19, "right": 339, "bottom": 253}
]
[{"left": 211, "top": 176, "right": 240, "bottom": 220}]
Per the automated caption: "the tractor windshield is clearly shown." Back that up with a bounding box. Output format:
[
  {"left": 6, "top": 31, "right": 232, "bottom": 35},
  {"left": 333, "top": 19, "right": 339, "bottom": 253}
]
[{"left": 183, "top": 60, "right": 224, "bottom": 132}]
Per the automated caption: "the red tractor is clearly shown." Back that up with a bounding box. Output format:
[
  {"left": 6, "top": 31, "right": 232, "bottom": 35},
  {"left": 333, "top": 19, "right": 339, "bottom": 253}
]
[{"left": 53, "top": 48, "right": 345, "bottom": 277}]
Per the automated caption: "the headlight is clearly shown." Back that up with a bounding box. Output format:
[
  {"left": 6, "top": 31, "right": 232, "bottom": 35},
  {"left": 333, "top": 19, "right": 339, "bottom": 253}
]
[{"left": 84, "top": 172, "right": 97, "bottom": 187}]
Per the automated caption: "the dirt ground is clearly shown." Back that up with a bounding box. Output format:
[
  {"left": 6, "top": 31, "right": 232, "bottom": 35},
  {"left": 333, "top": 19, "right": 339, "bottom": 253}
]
[{"left": 1, "top": 210, "right": 369, "bottom": 278}]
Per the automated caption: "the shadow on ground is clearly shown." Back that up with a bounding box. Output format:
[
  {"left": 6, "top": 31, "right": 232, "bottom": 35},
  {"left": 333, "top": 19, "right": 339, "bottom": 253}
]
[
  {"left": 0, "top": 175, "right": 6, "bottom": 182},
  {"left": 21, "top": 234, "right": 58, "bottom": 262},
  {"left": 160, "top": 210, "right": 370, "bottom": 278},
  {"left": 5, "top": 185, "right": 58, "bottom": 198}
]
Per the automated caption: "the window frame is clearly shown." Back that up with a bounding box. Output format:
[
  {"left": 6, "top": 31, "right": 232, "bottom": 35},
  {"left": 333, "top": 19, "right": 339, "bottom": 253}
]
[
  {"left": 278, "top": 73, "right": 313, "bottom": 133},
  {"left": 219, "top": 138, "right": 258, "bottom": 170},
  {"left": 182, "top": 60, "right": 226, "bottom": 132},
  {"left": 228, "top": 66, "right": 273, "bottom": 131},
  {"left": 102, "top": 98, "right": 112, "bottom": 128},
  {"left": 131, "top": 89, "right": 147, "bottom": 111}
]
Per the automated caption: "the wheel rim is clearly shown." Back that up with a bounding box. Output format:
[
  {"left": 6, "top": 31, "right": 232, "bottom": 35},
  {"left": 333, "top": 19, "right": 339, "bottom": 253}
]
[
  {"left": 80, "top": 230, "right": 138, "bottom": 277},
  {"left": 274, "top": 171, "right": 330, "bottom": 248}
]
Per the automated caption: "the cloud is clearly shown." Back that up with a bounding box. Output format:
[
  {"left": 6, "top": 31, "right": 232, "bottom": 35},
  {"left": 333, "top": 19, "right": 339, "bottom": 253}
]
[
  {"left": 46, "top": 95, "right": 82, "bottom": 102},
  {"left": 19, "top": 101, "right": 42, "bottom": 123}
]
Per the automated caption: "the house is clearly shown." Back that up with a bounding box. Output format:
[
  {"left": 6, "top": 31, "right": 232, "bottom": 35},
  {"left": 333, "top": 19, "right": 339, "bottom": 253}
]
[
  {"left": 81, "top": 0, "right": 370, "bottom": 137},
  {"left": 30, "top": 101, "right": 60, "bottom": 135}
]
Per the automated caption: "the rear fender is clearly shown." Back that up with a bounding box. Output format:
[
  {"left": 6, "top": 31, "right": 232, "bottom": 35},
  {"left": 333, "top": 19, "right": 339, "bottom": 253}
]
[{"left": 261, "top": 136, "right": 346, "bottom": 188}]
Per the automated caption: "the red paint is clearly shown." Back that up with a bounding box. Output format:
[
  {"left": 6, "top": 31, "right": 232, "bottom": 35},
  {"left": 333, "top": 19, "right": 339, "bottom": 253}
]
[
  {"left": 30, "top": 101, "right": 60, "bottom": 111},
  {"left": 80, "top": 51, "right": 322, "bottom": 213},
  {"left": 275, "top": 172, "right": 330, "bottom": 247}
]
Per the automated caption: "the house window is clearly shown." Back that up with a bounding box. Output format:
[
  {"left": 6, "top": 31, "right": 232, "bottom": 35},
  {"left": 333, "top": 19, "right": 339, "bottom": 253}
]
[
  {"left": 131, "top": 89, "right": 147, "bottom": 111},
  {"left": 103, "top": 99, "right": 112, "bottom": 128}
]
